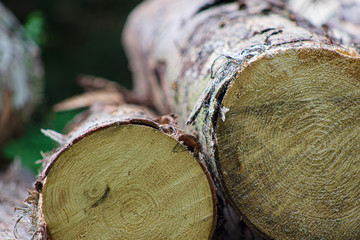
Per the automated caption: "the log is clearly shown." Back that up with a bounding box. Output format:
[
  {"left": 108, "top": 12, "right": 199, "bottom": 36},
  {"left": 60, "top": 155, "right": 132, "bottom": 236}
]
[
  {"left": 285, "top": 0, "right": 360, "bottom": 48},
  {"left": 0, "top": 2, "right": 43, "bottom": 149},
  {"left": 0, "top": 161, "right": 35, "bottom": 240},
  {"left": 123, "top": 0, "right": 360, "bottom": 239},
  {"left": 31, "top": 104, "right": 216, "bottom": 239}
]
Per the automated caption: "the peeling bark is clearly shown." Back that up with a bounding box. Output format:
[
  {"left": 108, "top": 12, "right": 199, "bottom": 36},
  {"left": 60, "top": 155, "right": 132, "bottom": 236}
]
[
  {"left": 123, "top": 0, "right": 360, "bottom": 239},
  {"left": 0, "top": 161, "right": 35, "bottom": 240}
]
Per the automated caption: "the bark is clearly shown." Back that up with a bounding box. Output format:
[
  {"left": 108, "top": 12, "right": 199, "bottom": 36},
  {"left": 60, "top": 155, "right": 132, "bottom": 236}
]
[
  {"left": 30, "top": 103, "right": 216, "bottom": 239},
  {"left": 0, "top": 2, "right": 43, "bottom": 149},
  {"left": 0, "top": 161, "right": 35, "bottom": 240},
  {"left": 123, "top": 0, "right": 360, "bottom": 239},
  {"left": 285, "top": 0, "right": 360, "bottom": 48}
]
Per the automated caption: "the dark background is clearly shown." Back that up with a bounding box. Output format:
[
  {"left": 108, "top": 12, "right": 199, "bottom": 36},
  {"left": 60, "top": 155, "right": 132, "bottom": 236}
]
[
  {"left": 2, "top": 0, "right": 143, "bottom": 105},
  {"left": 2, "top": 0, "right": 143, "bottom": 172}
]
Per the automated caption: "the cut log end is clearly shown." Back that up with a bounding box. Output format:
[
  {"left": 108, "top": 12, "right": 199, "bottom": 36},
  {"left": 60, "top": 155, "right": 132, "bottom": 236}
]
[
  {"left": 217, "top": 48, "right": 360, "bottom": 239},
  {"left": 42, "top": 124, "right": 216, "bottom": 239}
]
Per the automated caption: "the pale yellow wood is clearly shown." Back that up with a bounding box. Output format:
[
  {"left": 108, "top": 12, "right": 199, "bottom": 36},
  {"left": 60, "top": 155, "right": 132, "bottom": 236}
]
[
  {"left": 123, "top": 0, "right": 360, "bottom": 238},
  {"left": 42, "top": 124, "right": 215, "bottom": 239},
  {"left": 217, "top": 48, "right": 360, "bottom": 239}
]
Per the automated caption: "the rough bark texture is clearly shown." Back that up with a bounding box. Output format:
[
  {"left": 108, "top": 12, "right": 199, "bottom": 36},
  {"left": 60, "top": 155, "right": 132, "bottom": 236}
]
[
  {"left": 285, "top": 0, "right": 360, "bottom": 48},
  {"left": 31, "top": 104, "right": 216, "bottom": 239},
  {"left": 0, "top": 161, "right": 35, "bottom": 240},
  {"left": 123, "top": 0, "right": 356, "bottom": 173},
  {"left": 123, "top": 0, "right": 360, "bottom": 239},
  {"left": 0, "top": 2, "right": 43, "bottom": 149}
]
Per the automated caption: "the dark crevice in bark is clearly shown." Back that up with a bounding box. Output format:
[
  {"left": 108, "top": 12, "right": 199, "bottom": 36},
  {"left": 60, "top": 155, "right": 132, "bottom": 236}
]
[
  {"left": 195, "top": 0, "right": 237, "bottom": 15},
  {"left": 154, "top": 61, "right": 166, "bottom": 88}
]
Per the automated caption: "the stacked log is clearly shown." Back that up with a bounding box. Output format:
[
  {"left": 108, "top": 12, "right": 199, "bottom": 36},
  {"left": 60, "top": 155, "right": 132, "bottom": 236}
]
[
  {"left": 285, "top": 0, "right": 360, "bottom": 48},
  {"left": 30, "top": 103, "right": 216, "bottom": 239},
  {"left": 0, "top": 2, "right": 43, "bottom": 149},
  {"left": 0, "top": 161, "right": 35, "bottom": 240},
  {"left": 3, "top": 0, "right": 360, "bottom": 239},
  {"left": 123, "top": 0, "right": 360, "bottom": 239}
]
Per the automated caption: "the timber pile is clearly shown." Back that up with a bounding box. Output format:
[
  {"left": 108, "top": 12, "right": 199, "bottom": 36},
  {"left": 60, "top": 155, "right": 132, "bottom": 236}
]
[
  {"left": 3, "top": 0, "right": 360, "bottom": 239},
  {"left": 0, "top": 2, "right": 43, "bottom": 150},
  {"left": 123, "top": 0, "right": 360, "bottom": 239}
]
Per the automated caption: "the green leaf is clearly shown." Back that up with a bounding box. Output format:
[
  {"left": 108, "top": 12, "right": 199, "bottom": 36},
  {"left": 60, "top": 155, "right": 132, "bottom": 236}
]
[
  {"left": 24, "top": 10, "right": 47, "bottom": 46},
  {"left": 3, "top": 109, "right": 82, "bottom": 173}
]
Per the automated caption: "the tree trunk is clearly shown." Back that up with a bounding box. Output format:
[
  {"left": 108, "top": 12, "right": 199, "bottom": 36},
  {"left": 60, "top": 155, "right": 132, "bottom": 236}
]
[
  {"left": 123, "top": 0, "right": 360, "bottom": 239},
  {"left": 285, "top": 0, "right": 360, "bottom": 48},
  {"left": 31, "top": 104, "right": 216, "bottom": 239},
  {"left": 0, "top": 2, "right": 43, "bottom": 149},
  {"left": 0, "top": 161, "right": 35, "bottom": 240}
]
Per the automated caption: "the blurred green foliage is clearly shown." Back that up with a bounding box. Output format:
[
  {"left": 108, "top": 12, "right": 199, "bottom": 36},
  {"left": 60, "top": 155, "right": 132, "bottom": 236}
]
[
  {"left": 24, "top": 10, "right": 46, "bottom": 46},
  {"left": 1, "top": 0, "right": 142, "bottom": 173},
  {"left": 3, "top": 110, "right": 82, "bottom": 173}
]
